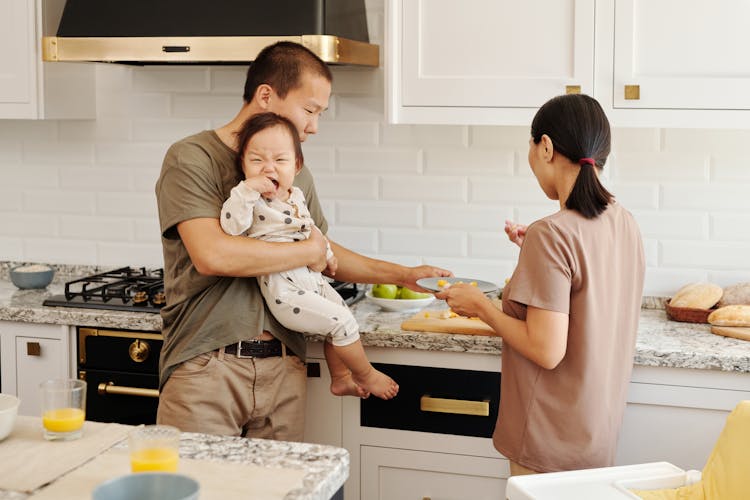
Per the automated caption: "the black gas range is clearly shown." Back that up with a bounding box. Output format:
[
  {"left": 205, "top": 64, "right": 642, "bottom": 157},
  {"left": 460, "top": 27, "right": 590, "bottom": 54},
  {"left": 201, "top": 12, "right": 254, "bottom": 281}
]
[{"left": 43, "top": 267, "right": 166, "bottom": 313}]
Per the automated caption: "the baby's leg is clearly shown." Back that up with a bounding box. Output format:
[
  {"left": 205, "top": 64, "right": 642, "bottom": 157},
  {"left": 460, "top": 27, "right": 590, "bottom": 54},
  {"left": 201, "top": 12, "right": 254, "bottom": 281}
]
[
  {"left": 333, "top": 341, "right": 399, "bottom": 400},
  {"left": 324, "top": 342, "right": 370, "bottom": 398}
]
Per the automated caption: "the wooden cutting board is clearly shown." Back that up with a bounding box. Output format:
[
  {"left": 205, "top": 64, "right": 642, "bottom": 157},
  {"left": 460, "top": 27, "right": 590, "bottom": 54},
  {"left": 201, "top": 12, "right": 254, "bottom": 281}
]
[
  {"left": 400, "top": 310, "right": 496, "bottom": 336},
  {"left": 711, "top": 325, "right": 750, "bottom": 341}
]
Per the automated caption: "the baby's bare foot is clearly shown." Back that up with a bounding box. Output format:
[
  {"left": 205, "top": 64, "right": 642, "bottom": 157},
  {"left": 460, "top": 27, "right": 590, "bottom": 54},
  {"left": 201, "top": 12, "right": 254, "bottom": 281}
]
[
  {"left": 330, "top": 373, "right": 370, "bottom": 398},
  {"left": 352, "top": 367, "right": 399, "bottom": 400}
]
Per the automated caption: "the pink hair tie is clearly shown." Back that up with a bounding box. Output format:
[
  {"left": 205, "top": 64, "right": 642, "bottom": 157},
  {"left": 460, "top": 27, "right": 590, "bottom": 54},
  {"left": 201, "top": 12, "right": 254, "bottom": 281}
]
[{"left": 579, "top": 157, "right": 596, "bottom": 166}]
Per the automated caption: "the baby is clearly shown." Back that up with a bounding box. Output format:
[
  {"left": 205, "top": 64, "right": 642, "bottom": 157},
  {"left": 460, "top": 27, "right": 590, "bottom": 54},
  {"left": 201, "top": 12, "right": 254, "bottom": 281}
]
[{"left": 220, "top": 112, "right": 399, "bottom": 400}]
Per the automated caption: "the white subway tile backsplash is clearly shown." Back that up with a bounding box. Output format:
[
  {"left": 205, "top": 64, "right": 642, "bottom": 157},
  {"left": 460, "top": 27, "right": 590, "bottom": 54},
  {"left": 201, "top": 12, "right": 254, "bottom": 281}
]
[
  {"left": 132, "top": 168, "right": 162, "bottom": 192},
  {"left": 643, "top": 267, "right": 709, "bottom": 296},
  {"left": 0, "top": 237, "right": 23, "bottom": 260},
  {"left": 133, "top": 67, "right": 210, "bottom": 93},
  {"left": 172, "top": 94, "right": 243, "bottom": 119},
  {"left": 0, "top": 214, "right": 57, "bottom": 237},
  {"left": 631, "top": 211, "right": 709, "bottom": 239},
  {"left": 134, "top": 219, "right": 161, "bottom": 243},
  {"left": 711, "top": 214, "right": 750, "bottom": 241},
  {"left": 59, "top": 119, "right": 132, "bottom": 142},
  {"left": 380, "top": 124, "right": 467, "bottom": 147},
  {"left": 643, "top": 239, "right": 659, "bottom": 267},
  {"left": 0, "top": 191, "right": 22, "bottom": 211},
  {"left": 612, "top": 152, "right": 708, "bottom": 181},
  {"left": 611, "top": 128, "right": 661, "bottom": 152},
  {"left": 424, "top": 204, "right": 513, "bottom": 231},
  {"left": 0, "top": 142, "right": 21, "bottom": 162},
  {"left": 469, "top": 233, "right": 522, "bottom": 259},
  {"left": 663, "top": 129, "right": 750, "bottom": 153},
  {"left": 711, "top": 155, "right": 750, "bottom": 181},
  {"left": 0, "top": 120, "right": 57, "bottom": 142},
  {"left": 663, "top": 183, "right": 750, "bottom": 211},
  {"left": 662, "top": 240, "right": 750, "bottom": 269},
  {"left": 96, "top": 93, "right": 170, "bottom": 118},
  {"left": 708, "top": 270, "right": 750, "bottom": 287},
  {"left": 331, "top": 67, "right": 383, "bottom": 96},
  {"left": 335, "top": 96, "right": 385, "bottom": 121},
  {"left": 210, "top": 68, "right": 245, "bottom": 93},
  {"left": 132, "top": 119, "right": 211, "bottom": 143},
  {"left": 23, "top": 191, "right": 95, "bottom": 215},
  {"left": 314, "top": 175, "right": 378, "bottom": 200},
  {"left": 303, "top": 147, "right": 335, "bottom": 174},
  {"left": 470, "top": 178, "right": 543, "bottom": 204},
  {"left": 382, "top": 176, "right": 467, "bottom": 202},
  {"left": 24, "top": 238, "right": 97, "bottom": 264},
  {"left": 95, "top": 143, "right": 169, "bottom": 166},
  {"left": 96, "top": 193, "right": 158, "bottom": 217},
  {"left": 22, "top": 141, "right": 94, "bottom": 164},
  {"left": 325, "top": 227, "right": 378, "bottom": 254},
  {"left": 610, "top": 183, "right": 659, "bottom": 210},
  {"left": 60, "top": 216, "right": 134, "bottom": 241},
  {"left": 60, "top": 167, "right": 132, "bottom": 191},
  {"left": 469, "top": 126, "right": 530, "bottom": 149},
  {"left": 380, "top": 229, "right": 466, "bottom": 257},
  {"left": 3, "top": 166, "right": 59, "bottom": 189},
  {"left": 313, "top": 122, "right": 378, "bottom": 145},
  {"left": 337, "top": 201, "right": 420, "bottom": 227},
  {"left": 98, "top": 242, "right": 163, "bottom": 268},
  {"left": 423, "top": 149, "right": 514, "bottom": 176},
  {"left": 338, "top": 148, "right": 419, "bottom": 173}
]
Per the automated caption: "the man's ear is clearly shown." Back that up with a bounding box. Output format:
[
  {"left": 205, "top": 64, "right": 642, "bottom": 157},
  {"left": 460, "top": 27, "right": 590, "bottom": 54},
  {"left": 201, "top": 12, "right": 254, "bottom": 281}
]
[{"left": 254, "top": 84, "right": 273, "bottom": 110}]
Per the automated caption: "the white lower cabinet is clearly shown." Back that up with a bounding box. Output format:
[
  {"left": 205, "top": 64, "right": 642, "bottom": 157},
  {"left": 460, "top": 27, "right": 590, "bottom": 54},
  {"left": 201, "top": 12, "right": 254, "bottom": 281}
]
[
  {"left": 304, "top": 344, "right": 343, "bottom": 447},
  {"left": 0, "top": 321, "right": 75, "bottom": 416},
  {"left": 361, "top": 446, "right": 506, "bottom": 500}
]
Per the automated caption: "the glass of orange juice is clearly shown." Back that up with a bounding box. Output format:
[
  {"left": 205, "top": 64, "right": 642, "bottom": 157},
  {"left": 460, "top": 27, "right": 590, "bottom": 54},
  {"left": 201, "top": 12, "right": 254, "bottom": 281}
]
[
  {"left": 39, "top": 379, "right": 86, "bottom": 441},
  {"left": 129, "top": 425, "right": 180, "bottom": 473}
]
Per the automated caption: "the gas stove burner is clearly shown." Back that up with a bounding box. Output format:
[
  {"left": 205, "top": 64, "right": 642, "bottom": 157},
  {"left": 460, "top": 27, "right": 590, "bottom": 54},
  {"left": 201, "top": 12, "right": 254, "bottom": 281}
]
[{"left": 43, "top": 267, "right": 165, "bottom": 313}]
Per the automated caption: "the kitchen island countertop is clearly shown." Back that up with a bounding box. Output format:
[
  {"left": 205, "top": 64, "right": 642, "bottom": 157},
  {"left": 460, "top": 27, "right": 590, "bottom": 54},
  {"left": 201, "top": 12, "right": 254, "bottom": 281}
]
[
  {"left": 1, "top": 277, "right": 749, "bottom": 373},
  {"left": 0, "top": 426, "right": 348, "bottom": 500}
]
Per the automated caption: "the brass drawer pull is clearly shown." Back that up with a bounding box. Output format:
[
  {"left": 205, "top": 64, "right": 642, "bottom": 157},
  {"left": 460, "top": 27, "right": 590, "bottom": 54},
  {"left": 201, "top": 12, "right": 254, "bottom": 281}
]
[
  {"left": 98, "top": 382, "right": 159, "bottom": 398},
  {"left": 420, "top": 395, "right": 489, "bottom": 417},
  {"left": 565, "top": 85, "right": 581, "bottom": 95},
  {"left": 624, "top": 84, "right": 640, "bottom": 100},
  {"left": 27, "top": 342, "right": 41, "bottom": 356}
]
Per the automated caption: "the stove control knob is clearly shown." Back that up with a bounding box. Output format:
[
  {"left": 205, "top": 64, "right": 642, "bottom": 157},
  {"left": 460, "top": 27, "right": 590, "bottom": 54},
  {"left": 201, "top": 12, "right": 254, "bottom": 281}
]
[{"left": 129, "top": 339, "right": 150, "bottom": 363}]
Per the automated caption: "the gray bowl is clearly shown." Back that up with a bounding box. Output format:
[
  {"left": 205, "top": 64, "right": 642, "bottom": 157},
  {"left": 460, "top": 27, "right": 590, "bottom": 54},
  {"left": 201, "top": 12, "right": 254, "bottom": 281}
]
[
  {"left": 9, "top": 265, "right": 55, "bottom": 289},
  {"left": 92, "top": 473, "right": 199, "bottom": 500}
]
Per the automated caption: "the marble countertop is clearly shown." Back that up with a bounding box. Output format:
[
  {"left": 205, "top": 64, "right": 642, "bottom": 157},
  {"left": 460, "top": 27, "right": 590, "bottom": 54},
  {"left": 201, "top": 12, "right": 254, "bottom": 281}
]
[
  {"left": 1, "top": 275, "right": 749, "bottom": 373},
  {"left": 0, "top": 429, "right": 348, "bottom": 500}
]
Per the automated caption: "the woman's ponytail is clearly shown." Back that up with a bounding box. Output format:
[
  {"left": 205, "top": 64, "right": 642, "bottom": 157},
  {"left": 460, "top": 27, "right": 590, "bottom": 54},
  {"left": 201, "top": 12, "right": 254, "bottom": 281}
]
[{"left": 565, "top": 161, "right": 613, "bottom": 218}]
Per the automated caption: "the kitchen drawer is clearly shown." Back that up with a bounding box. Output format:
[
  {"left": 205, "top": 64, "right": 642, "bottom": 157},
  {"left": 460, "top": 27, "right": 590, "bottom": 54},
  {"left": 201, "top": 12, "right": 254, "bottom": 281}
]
[
  {"left": 361, "top": 446, "right": 507, "bottom": 500},
  {"left": 361, "top": 363, "right": 501, "bottom": 438}
]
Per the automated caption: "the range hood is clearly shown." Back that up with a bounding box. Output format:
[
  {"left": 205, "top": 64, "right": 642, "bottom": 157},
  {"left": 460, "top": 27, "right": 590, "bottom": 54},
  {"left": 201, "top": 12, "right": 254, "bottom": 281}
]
[{"left": 42, "top": 0, "right": 379, "bottom": 67}]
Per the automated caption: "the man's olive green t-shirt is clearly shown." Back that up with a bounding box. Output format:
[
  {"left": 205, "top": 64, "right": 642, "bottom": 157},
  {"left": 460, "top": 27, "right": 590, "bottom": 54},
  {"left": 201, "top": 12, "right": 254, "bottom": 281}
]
[{"left": 154, "top": 130, "right": 328, "bottom": 389}]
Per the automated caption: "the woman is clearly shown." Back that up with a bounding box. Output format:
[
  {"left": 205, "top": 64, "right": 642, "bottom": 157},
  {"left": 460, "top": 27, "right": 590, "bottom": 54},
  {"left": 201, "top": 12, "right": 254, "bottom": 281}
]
[{"left": 435, "top": 94, "right": 645, "bottom": 475}]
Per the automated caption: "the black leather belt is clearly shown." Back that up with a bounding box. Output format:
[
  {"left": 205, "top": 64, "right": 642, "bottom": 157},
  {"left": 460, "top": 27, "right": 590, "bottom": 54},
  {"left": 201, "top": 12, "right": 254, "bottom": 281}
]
[{"left": 223, "top": 338, "right": 292, "bottom": 358}]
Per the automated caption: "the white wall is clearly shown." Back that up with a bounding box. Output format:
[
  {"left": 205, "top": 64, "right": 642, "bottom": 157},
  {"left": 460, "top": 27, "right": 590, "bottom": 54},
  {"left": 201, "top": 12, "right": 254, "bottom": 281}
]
[{"left": 1, "top": 1, "right": 749, "bottom": 296}]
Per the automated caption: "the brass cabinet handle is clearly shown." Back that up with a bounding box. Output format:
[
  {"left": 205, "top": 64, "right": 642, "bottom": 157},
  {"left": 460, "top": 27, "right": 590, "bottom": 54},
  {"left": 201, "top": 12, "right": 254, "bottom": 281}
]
[
  {"left": 624, "top": 84, "right": 640, "bottom": 100},
  {"left": 420, "top": 395, "right": 489, "bottom": 417},
  {"left": 98, "top": 382, "right": 159, "bottom": 398},
  {"left": 27, "top": 342, "right": 41, "bottom": 356},
  {"left": 566, "top": 85, "right": 581, "bottom": 95}
]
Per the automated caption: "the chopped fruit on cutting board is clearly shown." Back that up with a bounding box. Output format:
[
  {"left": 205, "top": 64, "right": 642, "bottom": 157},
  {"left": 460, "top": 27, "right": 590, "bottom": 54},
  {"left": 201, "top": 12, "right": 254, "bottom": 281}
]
[{"left": 400, "top": 310, "right": 496, "bottom": 336}]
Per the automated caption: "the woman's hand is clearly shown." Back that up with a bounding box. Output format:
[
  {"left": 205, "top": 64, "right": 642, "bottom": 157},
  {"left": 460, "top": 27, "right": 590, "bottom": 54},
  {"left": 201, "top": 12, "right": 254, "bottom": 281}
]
[
  {"left": 504, "top": 219, "right": 527, "bottom": 248},
  {"left": 306, "top": 226, "right": 329, "bottom": 273},
  {"left": 325, "top": 253, "right": 338, "bottom": 277},
  {"left": 434, "top": 283, "right": 491, "bottom": 318}
]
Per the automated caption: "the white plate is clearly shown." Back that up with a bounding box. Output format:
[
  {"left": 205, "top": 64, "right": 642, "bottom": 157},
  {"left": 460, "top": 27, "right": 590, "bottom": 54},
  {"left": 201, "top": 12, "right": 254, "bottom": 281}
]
[
  {"left": 364, "top": 290, "right": 435, "bottom": 312},
  {"left": 416, "top": 277, "right": 498, "bottom": 293}
]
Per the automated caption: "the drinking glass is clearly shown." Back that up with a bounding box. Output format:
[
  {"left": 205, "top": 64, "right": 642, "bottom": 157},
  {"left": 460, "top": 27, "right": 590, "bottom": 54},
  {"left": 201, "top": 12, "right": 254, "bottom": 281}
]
[
  {"left": 39, "top": 379, "right": 86, "bottom": 441},
  {"left": 129, "top": 425, "right": 180, "bottom": 473}
]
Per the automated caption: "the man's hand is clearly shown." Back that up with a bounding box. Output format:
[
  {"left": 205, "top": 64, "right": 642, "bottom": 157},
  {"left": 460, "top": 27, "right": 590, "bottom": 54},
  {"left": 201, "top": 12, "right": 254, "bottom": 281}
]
[
  {"left": 307, "top": 226, "right": 329, "bottom": 273},
  {"left": 400, "top": 265, "right": 453, "bottom": 292}
]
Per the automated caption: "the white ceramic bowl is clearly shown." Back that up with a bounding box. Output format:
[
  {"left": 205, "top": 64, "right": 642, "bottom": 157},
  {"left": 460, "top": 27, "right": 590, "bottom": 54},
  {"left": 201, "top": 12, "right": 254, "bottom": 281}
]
[
  {"left": 92, "top": 473, "right": 199, "bottom": 500},
  {"left": 365, "top": 290, "right": 435, "bottom": 312},
  {"left": 0, "top": 393, "right": 20, "bottom": 441},
  {"left": 9, "top": 264, "right": 55, "bottom": 289}
]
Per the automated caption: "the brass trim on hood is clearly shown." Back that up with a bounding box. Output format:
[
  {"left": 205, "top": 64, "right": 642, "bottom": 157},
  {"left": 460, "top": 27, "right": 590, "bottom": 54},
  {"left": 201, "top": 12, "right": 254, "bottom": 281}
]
[{"left": 42, "top": 34, "right": 379, "bottom": 67}]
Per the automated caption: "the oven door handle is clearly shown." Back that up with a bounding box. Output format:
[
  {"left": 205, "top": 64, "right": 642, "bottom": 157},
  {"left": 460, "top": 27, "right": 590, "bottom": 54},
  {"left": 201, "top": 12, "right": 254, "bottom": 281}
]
[
  {"left": 419, "top": 395, "right": 490, "bottom": 417},
  {"left": 98, "top": 382, "right": 159, "bottom": 398}
]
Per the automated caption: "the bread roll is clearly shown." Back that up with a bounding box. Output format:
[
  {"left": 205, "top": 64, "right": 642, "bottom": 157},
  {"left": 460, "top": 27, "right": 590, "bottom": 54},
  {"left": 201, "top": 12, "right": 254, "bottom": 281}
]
[
  {"left": 707, "top": 305, "right": 750, "bottom": 327},
  {"left": 717, "top": 282, "right": 750, "bottom": 307},
  {"left": 670, "top": 283, "right": 723, "bottom": 309}
]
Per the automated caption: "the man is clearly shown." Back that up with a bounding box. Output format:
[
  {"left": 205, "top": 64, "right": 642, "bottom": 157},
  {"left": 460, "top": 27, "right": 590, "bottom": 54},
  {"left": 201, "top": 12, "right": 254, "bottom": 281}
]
[{"left": 155, "top": 41, "right": 451, "bottom": 441}]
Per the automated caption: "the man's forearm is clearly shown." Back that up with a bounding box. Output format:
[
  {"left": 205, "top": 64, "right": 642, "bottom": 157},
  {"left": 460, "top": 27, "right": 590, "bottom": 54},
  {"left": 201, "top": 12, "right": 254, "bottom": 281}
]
[{"left": 327, "top": 241, "right": 408, "bottom": 285}]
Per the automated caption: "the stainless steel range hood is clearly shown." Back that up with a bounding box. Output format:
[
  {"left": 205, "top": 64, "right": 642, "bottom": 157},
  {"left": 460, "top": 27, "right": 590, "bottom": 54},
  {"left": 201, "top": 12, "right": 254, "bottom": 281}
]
[{"left": 42, "top": 0, "right": 379, "bottom": 67}]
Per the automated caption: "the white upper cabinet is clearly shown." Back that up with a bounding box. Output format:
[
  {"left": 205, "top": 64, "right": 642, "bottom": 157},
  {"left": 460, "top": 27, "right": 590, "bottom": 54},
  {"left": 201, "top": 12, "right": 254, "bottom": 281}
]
[
  {"left": 0, "top": 0, "right": 94, "bottom": 119},
  {"left": 389, "top": 0, "right": 750, "bottom": 127},
  {"left": 387, "top": 0, "right": 595, "bottom": 125}
]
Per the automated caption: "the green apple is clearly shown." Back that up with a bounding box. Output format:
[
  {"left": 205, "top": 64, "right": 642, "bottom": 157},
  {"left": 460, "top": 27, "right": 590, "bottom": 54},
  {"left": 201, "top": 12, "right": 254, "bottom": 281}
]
[
  {"left": 372, "top": 284, "right": 399, "bottom": 299},
  {"left": 397, "top": 287, "right": 432, "bottom": 300}
]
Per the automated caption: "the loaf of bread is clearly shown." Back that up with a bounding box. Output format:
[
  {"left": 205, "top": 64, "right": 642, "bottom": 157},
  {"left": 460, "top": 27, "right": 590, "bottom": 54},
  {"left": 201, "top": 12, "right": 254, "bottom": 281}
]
[
  {"left": 707, "top": 305, "right": 750, "bottom": 327},
  {"left": 670, "top": 282, "right": 723, "bottom": 309},
  {"left": 717, "top": 282, "right": 750, "bottom": 307}
]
